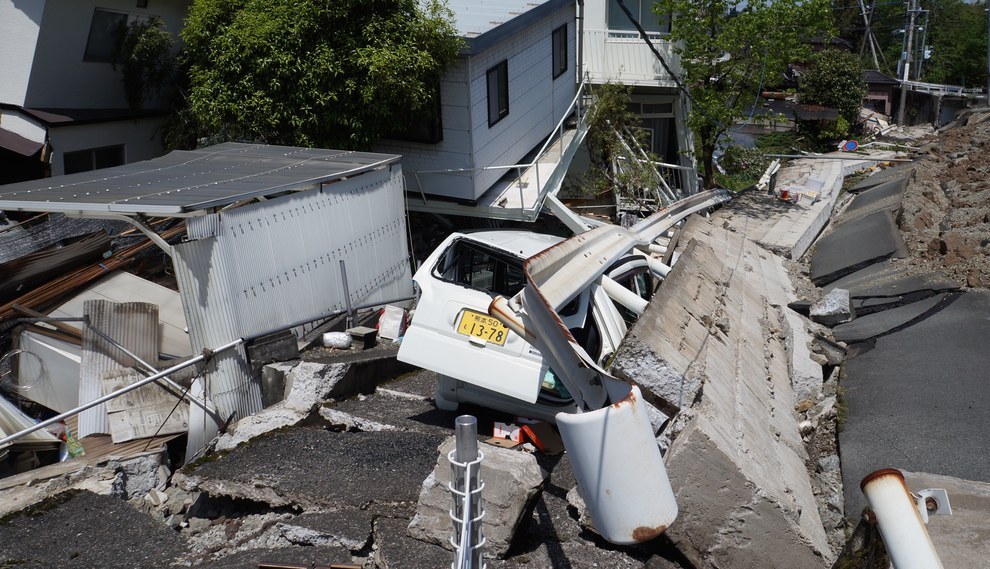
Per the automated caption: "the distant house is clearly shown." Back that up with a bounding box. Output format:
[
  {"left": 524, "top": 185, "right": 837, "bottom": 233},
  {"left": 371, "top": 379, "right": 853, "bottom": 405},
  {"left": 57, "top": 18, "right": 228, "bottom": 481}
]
[
  {"left": 375, "top": 0, "right": 581, "bottom": 221},
  {"left": 0, "top": 0, "right": 189, "bottom": 184},
  {"left": 863, "top": 70, "right": 900, "bottom": 116}
]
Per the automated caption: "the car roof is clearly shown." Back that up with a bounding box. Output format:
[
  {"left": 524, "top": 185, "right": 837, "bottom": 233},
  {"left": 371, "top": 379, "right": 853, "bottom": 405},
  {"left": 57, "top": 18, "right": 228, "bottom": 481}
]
[{"left": 460, "top": 230, "right": 565, "bottom": 259}]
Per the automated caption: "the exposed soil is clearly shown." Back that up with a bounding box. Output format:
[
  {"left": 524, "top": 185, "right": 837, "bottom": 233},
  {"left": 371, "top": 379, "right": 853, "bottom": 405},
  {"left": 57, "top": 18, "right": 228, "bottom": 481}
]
[{"left": 899, "top": 111, "right": 990, "bottom": 288}]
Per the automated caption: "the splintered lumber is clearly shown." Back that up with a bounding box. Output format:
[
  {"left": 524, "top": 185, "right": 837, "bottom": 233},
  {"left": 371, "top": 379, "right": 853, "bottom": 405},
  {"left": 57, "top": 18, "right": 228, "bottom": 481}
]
[{"left": 0, "top": 224, "right": 184, "bottom": 323}]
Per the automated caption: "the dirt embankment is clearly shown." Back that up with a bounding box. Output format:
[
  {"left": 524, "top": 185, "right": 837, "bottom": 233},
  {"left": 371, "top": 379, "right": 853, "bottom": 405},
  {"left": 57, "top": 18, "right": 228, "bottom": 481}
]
[{"left": 899, "top": 112, "right": 990, "bottom": 288}]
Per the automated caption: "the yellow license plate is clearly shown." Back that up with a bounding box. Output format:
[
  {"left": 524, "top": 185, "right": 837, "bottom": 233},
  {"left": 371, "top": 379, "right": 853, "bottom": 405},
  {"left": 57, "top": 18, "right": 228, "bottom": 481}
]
[{"left": 456, "top": 309, "right": 509, "bottom": 346}]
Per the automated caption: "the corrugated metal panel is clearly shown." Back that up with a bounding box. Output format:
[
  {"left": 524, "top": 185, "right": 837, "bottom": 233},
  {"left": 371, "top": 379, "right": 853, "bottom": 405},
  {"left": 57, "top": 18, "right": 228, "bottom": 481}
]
[
  {"left": 0, "top": 143, "right": 401, "bottom": 215},
  {"left": 172, "top": 163, "right": 413, "bottom": 441},
  {"left": 77, "top": 301, "right": 160, "bottom": 438}
]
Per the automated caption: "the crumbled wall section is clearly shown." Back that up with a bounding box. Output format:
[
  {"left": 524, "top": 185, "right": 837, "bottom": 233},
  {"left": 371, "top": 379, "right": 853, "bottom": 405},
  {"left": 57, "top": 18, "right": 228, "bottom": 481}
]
[{"left": 613, "top": 219, "right": 831, "bottom": 568}]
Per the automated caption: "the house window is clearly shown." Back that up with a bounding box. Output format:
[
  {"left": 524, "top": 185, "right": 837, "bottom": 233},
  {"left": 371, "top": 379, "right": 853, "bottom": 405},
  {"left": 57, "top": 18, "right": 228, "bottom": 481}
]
[
  {"left": 487, "top": 60, "right": 509, "bottom": 127},
  {"left": 552, "top": 24, "right": 568, "bottom": 79},
  {"left": 84, "top": 9, "right": 129, "bottom": 62},
  {"left": 607, "top": 0, "right": 671, "bottom": 34},
  {"left": 63, "top": 145, "right": 125, "bottom": 174}
]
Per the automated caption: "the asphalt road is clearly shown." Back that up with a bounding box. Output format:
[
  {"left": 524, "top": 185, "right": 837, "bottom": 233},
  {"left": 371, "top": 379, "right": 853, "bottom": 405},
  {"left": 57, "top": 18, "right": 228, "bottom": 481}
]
[{"left": 839, "top": 290, "right": 990, "bottom": 518}]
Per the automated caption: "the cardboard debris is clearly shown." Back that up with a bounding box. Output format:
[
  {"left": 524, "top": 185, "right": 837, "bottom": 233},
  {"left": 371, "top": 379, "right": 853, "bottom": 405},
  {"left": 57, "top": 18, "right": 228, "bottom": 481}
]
[{"left": 101, "top": 368, "right": 188, "bottom": 444}]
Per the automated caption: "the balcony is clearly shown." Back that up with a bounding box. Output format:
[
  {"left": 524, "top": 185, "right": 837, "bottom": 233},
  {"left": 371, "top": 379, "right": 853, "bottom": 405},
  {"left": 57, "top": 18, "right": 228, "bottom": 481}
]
[{"left": 582, "top": 28, "right": 681, "bottom": 88}]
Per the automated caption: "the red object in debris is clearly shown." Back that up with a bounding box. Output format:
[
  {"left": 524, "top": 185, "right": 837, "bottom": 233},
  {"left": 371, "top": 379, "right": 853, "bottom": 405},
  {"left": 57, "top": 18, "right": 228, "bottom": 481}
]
[{"left": 779, "top": 189, "right": 790, "bottom": 201}]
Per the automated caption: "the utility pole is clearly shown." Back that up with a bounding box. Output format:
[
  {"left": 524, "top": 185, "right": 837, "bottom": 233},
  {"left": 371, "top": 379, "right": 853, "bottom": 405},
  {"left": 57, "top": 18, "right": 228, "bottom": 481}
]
[
  {"left": 858, "top": 0, "right": 880, "bottom": 69},
  {"left": 898, "top": 0, "right": 918, "bottom": 126}
]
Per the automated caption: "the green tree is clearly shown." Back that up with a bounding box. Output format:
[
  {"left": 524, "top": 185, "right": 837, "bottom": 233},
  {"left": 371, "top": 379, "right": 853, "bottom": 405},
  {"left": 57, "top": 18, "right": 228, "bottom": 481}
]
[
  {"left": 800, "top": 48, "right": 866, "bottom": 124},
  {"left": 654, "top": 0, "right": 832, "bottom": 188},
  {"left": 116, "top": 17, "right": 176, "bottom": 110},
  {"left": 582, "top": 83, "right": 662, "bottom": 201},
  {"left": 924, "top": 0, "right": 988, "bottom": 87},
  {"left": 181, "top": 0, "right": 462, "bottom": 149}
]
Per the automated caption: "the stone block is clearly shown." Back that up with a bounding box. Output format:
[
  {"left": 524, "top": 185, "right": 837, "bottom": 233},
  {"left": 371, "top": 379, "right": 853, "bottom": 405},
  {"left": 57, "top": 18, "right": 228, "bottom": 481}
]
[
  {"left": 408, "top": 436, "right": 547, "bottom": 558},
  {"left": 811, "top": 288, "right": 855, "bottom": 326},
  {"left": 215, "top": 362, "right": 349, "bottom": 452}
]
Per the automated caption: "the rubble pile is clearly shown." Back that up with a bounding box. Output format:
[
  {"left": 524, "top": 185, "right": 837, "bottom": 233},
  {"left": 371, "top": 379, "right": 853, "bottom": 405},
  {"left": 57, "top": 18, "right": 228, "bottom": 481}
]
[{"left": 901, "top": 110, "right": 990, "bottom": 287}]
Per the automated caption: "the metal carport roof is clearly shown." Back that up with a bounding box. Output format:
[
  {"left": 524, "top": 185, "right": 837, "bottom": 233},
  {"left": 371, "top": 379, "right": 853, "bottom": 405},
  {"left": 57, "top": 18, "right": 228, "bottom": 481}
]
[{"left": 0, "top": 143, "right": 400, "bottom": 216}]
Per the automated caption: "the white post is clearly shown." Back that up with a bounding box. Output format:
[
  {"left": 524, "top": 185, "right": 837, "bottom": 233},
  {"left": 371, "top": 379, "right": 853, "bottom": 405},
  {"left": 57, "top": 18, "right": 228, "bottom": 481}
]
[{"left": 861, "top": 469, "right": 944, "bottom": 569}]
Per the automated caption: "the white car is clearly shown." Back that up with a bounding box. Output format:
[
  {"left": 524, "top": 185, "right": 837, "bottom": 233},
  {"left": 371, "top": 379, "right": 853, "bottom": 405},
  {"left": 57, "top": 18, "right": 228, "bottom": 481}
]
[{"left": 398, "top": 230, "right": 654, "bottom": 421}]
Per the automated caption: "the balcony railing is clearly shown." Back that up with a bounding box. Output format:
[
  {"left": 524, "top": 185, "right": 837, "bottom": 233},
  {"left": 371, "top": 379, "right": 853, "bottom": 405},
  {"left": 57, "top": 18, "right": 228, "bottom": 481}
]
[{"left": 582, "top": 28, "right": 681, "bottom": 87}]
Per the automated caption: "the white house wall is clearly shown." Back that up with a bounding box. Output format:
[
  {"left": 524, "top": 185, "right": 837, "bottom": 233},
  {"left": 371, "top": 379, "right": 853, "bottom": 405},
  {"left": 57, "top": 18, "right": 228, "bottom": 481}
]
[
  {"left": 0, "top": 0, "right": 45, "bottom": 106},
  {"left": 469, "top": 3, "right": 576, "bottom": 201},
  {"left": 375, "top": 59, "right": 474, "bottom": 200},
  {"left": 24, "top": 0, "right": 189, "bottom": 109},
  {"left": 377, "top": 4, "right": 576, "bottom": 203},
  {"left": 172, "top": 164, "right": 413, "bottom": 424},
  {"left": 46, "top": 116, "right": 168, "bottom": 175}
]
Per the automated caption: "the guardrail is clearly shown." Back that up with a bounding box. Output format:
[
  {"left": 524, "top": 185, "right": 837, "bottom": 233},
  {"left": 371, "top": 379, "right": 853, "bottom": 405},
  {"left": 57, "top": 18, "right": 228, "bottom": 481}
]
[{"left": 901, "top": 80, "right": 985, "bottom": 98}]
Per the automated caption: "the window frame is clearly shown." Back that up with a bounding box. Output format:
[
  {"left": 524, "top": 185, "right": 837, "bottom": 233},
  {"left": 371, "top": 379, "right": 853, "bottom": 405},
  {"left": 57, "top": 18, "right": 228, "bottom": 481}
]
[
  {"left": 83, "top": 8, "right": 129, "bottom": 63},
  {"left": 63, "top": 145, "right": 125, "bottom": 174},
  {"left": 486, "top": 60, "right": 509, "bottom": 127},
  {"left": 606, "top": 0, "right": 671, "bottom": 34},
  {"left": 552, "top": 24, "right": 568, "bottom": 80}
]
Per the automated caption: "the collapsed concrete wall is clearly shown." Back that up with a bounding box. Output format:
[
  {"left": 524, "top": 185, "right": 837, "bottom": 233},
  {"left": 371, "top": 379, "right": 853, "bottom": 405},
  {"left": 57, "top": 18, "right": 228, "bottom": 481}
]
[{"left": 613, "top": 217, "right": 832, "bottom": 568}]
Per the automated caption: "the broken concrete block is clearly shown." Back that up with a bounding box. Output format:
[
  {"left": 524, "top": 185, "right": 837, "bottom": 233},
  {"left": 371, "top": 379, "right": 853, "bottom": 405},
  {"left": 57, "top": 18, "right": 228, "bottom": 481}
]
[
  {"left": 408, "top": 436, "right": 547, "bottom": 558},
  {"left": 283, "top": 362, "right": 350, "bottom": 413},
  {"left": 109, "top": 452, "right": 168, "bottom": 501},
  {"left": 261, "top": 361, "right": 295, "bottom": 407},
  {"left": 217, "top": 363, "right": 351, "bottom": 452},
  {"left": 811, "top": 288, "right": 856, "bottom": 326},
  {"left": 247, "top": 329, "right": 300, "bottom": 375},
  {"left": 611, "top": 336, "right": 700, "bottom": 416},
  {"left": 318, "top": 406, "right": 399, "bottom": 432}
]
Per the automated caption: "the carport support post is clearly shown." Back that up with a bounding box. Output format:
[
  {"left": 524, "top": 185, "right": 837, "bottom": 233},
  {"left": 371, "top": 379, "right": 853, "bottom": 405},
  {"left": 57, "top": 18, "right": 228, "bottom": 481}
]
[
  {"left": 451, "top": 415, "right": 484, "bottom": 568},
  {"left": 339, "top": 260, "right": 353, "bottom": 329}
]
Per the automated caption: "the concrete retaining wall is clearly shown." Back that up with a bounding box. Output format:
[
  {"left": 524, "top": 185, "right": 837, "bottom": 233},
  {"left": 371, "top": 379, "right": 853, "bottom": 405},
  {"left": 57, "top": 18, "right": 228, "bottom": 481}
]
[{"left": 613, "top": 216, "right": 832, "bottom": 568}]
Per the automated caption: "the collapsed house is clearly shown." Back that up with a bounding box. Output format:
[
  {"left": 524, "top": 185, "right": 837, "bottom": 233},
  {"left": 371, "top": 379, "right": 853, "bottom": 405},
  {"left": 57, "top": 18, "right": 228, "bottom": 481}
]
[{"left": 0, "top": 143, "right": 413, "bottom": 464}]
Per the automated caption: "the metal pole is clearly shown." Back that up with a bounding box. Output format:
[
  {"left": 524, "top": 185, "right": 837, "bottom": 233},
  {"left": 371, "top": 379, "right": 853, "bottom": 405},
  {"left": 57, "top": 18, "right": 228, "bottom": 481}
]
[
  {"left": 452, "top": 414, "right": 484, "bottom": 569},
  {"left": 861, "top": 469, "right": 944, "bottom": 568},
  {"left": 339, "top": 260, "right": 353, "bottom": 329},
  {"left": 84, "top": 319, "right": 224, "bottom": 423},
  {"left": 0, "top": 338, "right": 243, "bottom": 448},
  {"left": 898, "top": 0, "right": 918, "bottom": 126},
  {"left": 986, "top": 0, "right": 990, "bottom": 100}
]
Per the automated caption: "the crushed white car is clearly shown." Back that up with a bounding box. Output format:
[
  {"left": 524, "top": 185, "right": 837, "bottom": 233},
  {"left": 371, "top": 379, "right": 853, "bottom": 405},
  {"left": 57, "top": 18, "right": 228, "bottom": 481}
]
[
  {"left": 399, "top": 230, "right": 652, "bottom": 421},
  {"left": 398, "top": 190, "right": 732, "bottom": 545}
]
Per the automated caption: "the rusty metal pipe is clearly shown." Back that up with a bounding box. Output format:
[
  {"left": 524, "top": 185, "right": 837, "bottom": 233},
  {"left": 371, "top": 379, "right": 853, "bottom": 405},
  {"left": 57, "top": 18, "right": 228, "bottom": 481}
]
[{"left": 861, "top": 469, "right": 944, "bottom": 569}]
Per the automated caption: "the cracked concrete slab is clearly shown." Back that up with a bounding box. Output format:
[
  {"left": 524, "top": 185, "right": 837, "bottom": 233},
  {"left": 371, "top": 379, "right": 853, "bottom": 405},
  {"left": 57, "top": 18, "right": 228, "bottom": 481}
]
[
  {"left": 832, "top": 292, "right": 952, "bottom": 342},
  {"left": 834, "top": 176, "right": 908, "bottom": 226},
  {"left": 0, "top": 490, "right": 189, "bottom": 568},
  {"left": 810, "top": 210, "right": 908, "bottom": 286},
  {"left": 614, "top": 219, "right": 832, "bottom": 567},
  {"left": 839, "top": 291, "right": 990, "bottom": 520},
  {"left": 182, "top": 428, "right": 445, "bottom": 515},
  {"left": 901, "top": 471, "right": 990, "bottom": 569},
  {"left": 848, "top": 165, "right": 914, "bottom": 193}
]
